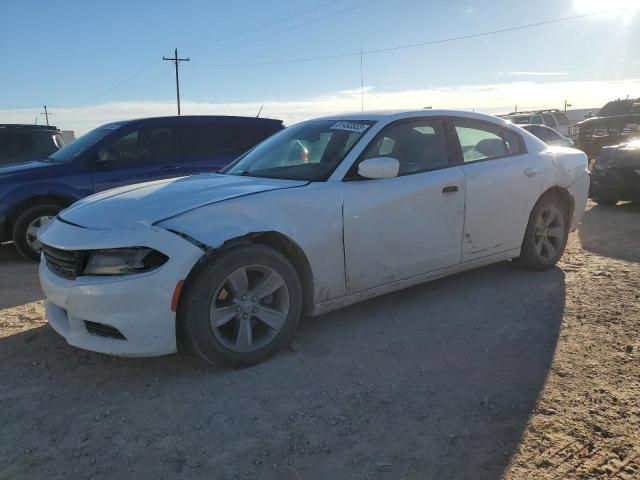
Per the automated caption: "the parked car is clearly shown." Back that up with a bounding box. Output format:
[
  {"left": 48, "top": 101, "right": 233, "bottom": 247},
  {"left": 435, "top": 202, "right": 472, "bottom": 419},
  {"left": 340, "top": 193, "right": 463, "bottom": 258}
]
[
  {"left": 589, "top": 140, "right": 640, "bottom": 205},
  {"left": 0, "top": 115, "right": 284, "bottom": 261},
  {"left": 519, "top": 124, "right": 575, "bottom": 148},
  {"left": 574, "top": 98, "right": 640, "bottom": 159},
  {"left": 0, "top": 124, "right": 65, "bottom": 166},
  {"left": 38, "top": 110, "right": 589, "bottom": 367},
  {"left": 500, "top": 109, "right": 573, "bottom": 137}
]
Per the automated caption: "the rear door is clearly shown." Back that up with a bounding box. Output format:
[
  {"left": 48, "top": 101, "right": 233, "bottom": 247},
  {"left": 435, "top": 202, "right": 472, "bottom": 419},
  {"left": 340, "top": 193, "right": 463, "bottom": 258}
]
[
  {"left": 451, "top": 119, "right": 542, "bottom": 262},
  {"left": 91, "top": 124, "right": 182, "bottom": 192}
]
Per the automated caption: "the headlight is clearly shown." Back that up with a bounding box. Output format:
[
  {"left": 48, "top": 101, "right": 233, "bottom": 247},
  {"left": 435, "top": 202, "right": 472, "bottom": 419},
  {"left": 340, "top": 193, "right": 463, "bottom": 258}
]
[{"left": 82, "top": 248, "right": 168, "bottom": 275}]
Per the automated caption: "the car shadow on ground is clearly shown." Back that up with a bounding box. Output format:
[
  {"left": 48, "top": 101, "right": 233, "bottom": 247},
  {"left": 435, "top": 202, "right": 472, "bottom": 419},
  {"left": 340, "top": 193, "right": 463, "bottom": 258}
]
[
  {"left": 0, "top": 242, "right": 42, "bottom": 309},
  {"left": 579, "top": 202, "right": 640, "bottom": 263},
  {"left": 0, "top": 260, "right": 565, "bottom": 479}
]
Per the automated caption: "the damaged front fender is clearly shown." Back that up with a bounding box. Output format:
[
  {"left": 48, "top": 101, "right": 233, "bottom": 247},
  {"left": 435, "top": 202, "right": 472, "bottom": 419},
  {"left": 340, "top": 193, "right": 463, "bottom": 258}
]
[{"left": 157, "top": 183, "right": 346, "bottom": 305}]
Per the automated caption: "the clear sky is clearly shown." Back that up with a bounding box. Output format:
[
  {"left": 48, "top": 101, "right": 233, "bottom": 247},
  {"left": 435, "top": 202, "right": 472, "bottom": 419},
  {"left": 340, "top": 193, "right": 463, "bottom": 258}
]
[{"left": 1, "top": 0, "right": 639, "bottom": 133}]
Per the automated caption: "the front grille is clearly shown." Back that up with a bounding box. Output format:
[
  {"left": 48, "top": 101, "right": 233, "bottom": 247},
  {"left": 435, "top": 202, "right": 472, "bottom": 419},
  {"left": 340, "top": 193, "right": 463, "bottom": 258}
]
[
  {"left": 42, "top": 244, "right": 86, "bottom": 280},
  {"left": 84, "top": 321, "right": 127, "bottom": 340}
]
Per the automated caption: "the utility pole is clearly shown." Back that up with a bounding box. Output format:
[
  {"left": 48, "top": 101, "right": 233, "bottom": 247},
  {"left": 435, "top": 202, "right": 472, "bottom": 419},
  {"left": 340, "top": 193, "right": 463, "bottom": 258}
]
[
  {"left": 163, "top": 48, "right": 190, "bottom": 115},
  {"left": 564, "top": 99, "right": 572, "bottom": 112},
  {"left": 360, "top": 47, "right": 364, "bottom": 112},
  {"left": 40, "top": 105, "right": 51, "bottom": 126}
]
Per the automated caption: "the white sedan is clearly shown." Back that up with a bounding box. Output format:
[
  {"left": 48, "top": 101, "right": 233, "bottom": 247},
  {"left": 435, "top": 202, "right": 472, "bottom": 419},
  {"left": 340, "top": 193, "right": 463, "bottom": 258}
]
[{"left": 38, "top": 110, "right": 589, "bottom": 367}]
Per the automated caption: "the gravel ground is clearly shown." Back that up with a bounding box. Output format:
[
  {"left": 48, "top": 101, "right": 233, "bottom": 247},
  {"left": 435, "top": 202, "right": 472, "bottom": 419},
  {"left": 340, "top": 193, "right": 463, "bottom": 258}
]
[{"left": 0, "top": 201, "right": 638, "bottom": 480}]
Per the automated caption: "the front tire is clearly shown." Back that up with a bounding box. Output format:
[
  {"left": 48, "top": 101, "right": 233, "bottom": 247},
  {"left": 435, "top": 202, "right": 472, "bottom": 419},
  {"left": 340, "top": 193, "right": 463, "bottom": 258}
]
[
  {"left": 12, "top": 204, "right": 61, "bottom": 262},
  {"left": 518, "top": 194, "right": 570, "bottom": 271},
  {"left": 179, "top": 244, "right": 303, "bottom": 368}
]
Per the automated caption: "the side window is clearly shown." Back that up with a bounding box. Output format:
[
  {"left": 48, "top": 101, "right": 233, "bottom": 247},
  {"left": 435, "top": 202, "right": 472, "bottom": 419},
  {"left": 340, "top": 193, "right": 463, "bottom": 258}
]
[
  {"left": 362, "top": 120, "right": 449, "bottom": 176},
  {"left": 530, "top": 115, "right": 543, "bottom": 125},
  {"left": 180, "top": 124, "right": 260, "bottom": 160},
  {"left": 103, "top": 127, "right": 175, "bottom": 165},
  {"left": 542, "top": 114, "right": 558, "bottom": 129},
  {"left": 454, "top": 123, "right": 524, "bottom": 162}
]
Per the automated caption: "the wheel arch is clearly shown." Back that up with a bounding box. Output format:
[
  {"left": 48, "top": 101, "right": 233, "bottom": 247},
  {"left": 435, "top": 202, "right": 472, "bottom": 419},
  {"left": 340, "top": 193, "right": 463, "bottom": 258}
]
[
  {"left": 520, "top": 185, "right": 574, "bottom": 249},
  {"left": 181, "top": 230, "right": 316, "bottom": 317},
  {"left": 4, "top": 194, "right": 75, "bottom": 241},
  {"left": 539, "top": 185, "right": 574, "bottom": 221}
]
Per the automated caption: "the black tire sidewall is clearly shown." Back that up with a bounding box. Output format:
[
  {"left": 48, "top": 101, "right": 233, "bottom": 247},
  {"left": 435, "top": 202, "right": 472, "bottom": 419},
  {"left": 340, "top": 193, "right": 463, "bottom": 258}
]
[
  {"left": 12, "top": 204, "right": 61, "bottom": 262},
  {"left": 519, "top": 194, "right": 570, "bottom": 271},
  {"left": 179, "top": 244, "right": 303, "bottom": 368}
]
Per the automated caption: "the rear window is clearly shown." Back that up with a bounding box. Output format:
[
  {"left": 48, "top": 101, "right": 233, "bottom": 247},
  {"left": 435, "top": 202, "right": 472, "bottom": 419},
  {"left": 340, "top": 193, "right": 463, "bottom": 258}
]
[
  {"left": 555, "top": 113, "right": 570, "bottom": 126},
  {"left": 0, "top": 131, "right": 34, "bottom": 160},
  {"left": 505, "top": 115, "right": 532, "bottom": 124},
  {"left": 543, "top": 114, "right": 558, "bottom": 128}
]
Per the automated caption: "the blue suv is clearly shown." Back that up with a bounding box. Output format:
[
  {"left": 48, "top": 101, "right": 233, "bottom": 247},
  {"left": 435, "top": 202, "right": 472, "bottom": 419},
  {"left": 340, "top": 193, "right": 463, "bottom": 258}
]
[{"left": 0, "top": 115, "right": 284, "bottom": 260}]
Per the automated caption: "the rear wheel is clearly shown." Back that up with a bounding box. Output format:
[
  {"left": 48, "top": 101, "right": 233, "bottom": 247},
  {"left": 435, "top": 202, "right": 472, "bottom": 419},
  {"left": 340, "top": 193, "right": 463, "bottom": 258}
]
[
  {"left": 518, "top": 194, "right": 570, "bottom": 271},
  {"left": 12, "top": 204, "right": 61, "bottom": 262},
  {"left": 179, "top": 244, "right": 303, "bottom": 368}
]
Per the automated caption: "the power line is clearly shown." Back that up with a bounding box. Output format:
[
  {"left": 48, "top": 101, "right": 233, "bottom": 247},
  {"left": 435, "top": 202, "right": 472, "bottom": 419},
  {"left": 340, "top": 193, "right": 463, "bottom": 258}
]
[
  {"left": 163, "top": 48, "right": 190, "bottom": 115},
  {"left": 191, "top": 0, "right": 383, "bottom": 60},
  {"left": 186, "top": 0, "right": 342, "bottom": 52},
  {"left": 81, "top": 59, "right": 161, "bottom": 106},
  {"left": 74, "top": 1, "right": 368, "bottom": 106},
  {"left": 203, "top": 7, "right": 632, "bottom": 68}
]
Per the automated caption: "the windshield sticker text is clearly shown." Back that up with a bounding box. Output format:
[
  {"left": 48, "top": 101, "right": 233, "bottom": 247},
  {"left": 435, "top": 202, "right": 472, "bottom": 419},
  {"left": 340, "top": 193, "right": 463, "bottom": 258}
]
[{"left": 330, "top": 121, "right": 370, "bottom": 133}]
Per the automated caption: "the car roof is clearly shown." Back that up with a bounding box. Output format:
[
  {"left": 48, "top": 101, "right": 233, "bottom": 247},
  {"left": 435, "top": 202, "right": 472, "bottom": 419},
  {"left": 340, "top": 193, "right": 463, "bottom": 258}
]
[
  {"left": 308, "top": 109, "right": 511, "bottom": 126},
  {"left": 0, "top": 124, "right": 60, "bottom": 132},
  {"left": 100, "top": 115, "right": 283, "bottom": 130}
]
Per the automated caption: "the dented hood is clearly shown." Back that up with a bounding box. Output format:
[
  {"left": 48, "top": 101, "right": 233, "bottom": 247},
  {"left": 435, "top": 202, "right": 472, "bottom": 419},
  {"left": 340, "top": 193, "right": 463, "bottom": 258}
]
[{"left": 59, "top": 174, "right": 308, "bottom": 229}]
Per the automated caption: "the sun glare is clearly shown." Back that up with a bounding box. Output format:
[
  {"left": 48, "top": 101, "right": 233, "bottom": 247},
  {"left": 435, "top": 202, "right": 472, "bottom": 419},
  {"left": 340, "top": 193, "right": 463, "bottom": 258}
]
[{"left": 573, "top": 0, "right": 639, "bottom": 14}]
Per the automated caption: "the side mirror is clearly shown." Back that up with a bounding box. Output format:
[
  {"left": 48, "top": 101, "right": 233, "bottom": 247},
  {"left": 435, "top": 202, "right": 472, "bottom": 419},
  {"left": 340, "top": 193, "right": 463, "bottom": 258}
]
[
  {"left": 357, "top": 156, "right": 400, "bottom": 179},
  {"left": 96, "top": 149, "right": 116, "bottom": 164}
]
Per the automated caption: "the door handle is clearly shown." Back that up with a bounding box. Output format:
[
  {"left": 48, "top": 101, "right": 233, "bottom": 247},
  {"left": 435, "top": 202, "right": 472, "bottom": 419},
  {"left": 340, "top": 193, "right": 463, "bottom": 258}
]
[
  {"left": 524, "top": 167, "right": 538, "bottom": 177},
  {"left": 442, "top": 185, "right": 459, "bottom": 194},
  {"left": 161, "top": 165, "right": 181, "bottom": 171}
]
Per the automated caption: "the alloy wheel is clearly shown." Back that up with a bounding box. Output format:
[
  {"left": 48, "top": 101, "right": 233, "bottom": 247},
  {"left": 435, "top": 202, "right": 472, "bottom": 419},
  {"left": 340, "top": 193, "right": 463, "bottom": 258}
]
[
  {"left": 25, "top": 215, "right": 54, "bottom": 253},
  {"left": 533, "top": 206, "right": 565, "bottom": 261},
  {"left": 210, "top": 265, "right": 290, "bottom": 353}
]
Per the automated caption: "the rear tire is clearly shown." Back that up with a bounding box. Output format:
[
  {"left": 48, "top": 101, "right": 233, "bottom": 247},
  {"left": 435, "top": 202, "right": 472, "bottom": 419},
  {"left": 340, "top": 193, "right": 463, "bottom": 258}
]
[
  {"left": 518, "top": 193, "right": 570, "bottom": 271},
  {"left": 12, "top": 204, "right": 61, "bottom": 262},
  {"left": 178, "top": 244, "right": 303, "bottom": 368}
]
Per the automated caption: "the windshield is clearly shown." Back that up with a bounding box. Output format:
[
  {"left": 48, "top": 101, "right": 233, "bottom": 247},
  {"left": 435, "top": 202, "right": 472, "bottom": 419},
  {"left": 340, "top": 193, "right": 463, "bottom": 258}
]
[
  {"left": 222, "top": 119, "right": 374, "bottom": 181},
  {"left": 47, "top": 126, "right": 116, "bottom": 162}
]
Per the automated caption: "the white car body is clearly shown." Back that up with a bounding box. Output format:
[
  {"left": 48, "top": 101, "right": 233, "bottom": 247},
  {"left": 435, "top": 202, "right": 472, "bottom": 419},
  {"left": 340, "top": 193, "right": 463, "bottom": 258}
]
[{"left": 38, "top": 110, "right": 589, "bottom": 357}]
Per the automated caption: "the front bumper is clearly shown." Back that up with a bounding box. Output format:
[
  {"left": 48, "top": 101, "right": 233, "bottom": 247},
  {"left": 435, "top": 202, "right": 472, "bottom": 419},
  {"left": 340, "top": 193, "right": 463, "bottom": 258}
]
[{"left": 38, "top": 219, "right": 204, "bottom": 357}]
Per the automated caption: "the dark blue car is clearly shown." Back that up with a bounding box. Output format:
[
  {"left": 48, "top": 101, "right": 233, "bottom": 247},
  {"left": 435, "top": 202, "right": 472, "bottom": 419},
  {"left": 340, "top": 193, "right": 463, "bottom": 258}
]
[{"left": 0, "top": 115, "right": 284, "bottom": 260}]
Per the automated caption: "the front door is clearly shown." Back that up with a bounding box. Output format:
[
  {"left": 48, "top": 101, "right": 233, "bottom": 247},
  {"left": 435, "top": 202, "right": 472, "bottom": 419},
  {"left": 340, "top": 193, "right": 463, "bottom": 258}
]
[
  {"left": 342, "top": 118, "right": 465, "bottom": 294},
  {"left": 91, "top": 125, "right": 182, "bottom": 192}
]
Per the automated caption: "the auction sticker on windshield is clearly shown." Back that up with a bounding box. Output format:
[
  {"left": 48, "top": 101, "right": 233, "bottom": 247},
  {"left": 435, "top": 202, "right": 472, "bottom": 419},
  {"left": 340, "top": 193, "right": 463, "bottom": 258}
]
[{"left": 330, "top": 121, "right": 371, "bottom": 133}]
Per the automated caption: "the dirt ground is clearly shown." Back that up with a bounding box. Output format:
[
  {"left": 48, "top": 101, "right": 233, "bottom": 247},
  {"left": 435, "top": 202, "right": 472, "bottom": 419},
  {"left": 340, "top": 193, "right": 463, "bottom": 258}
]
[{"left": 0, "top": 201, "right": 638, "bottom": 480}]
